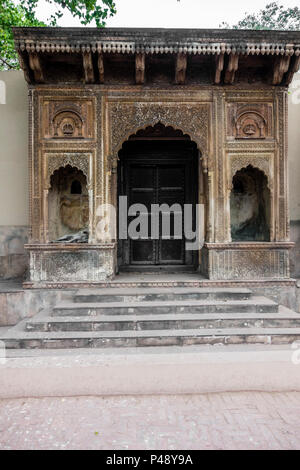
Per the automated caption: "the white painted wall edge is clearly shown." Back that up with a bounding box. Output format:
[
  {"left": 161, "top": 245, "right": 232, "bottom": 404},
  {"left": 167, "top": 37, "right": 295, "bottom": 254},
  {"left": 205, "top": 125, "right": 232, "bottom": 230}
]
[{"left": 0, "top": 347, "right": 300, "bottom": 398}]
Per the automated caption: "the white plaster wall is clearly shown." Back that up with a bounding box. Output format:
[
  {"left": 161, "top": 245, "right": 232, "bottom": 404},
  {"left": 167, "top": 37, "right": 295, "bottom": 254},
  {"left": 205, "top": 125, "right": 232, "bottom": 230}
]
[{"left": 0, "top": 71, "right": 28, "bottom": 226}]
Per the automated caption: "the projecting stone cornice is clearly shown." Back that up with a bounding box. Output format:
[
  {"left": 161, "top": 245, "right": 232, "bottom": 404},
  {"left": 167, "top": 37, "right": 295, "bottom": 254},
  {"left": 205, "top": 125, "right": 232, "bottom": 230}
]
[
  {"left": 13, "top": 27, "right": 300, "bottom": 55},
  {"left": 13, "top": 27, "right": 300, "bottom": 85}
]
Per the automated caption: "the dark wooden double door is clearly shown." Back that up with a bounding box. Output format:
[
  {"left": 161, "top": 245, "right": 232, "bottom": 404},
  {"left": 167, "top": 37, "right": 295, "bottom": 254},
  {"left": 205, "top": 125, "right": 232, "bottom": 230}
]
[{"left": 118, "top": 141, "right": 198, "bottom": 270}]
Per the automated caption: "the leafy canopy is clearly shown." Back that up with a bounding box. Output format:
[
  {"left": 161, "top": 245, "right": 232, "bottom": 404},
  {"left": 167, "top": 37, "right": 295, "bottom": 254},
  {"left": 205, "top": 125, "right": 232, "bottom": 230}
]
[
  {"left": 221, "top": 2, "right": 300, "bottom": 30},
  {"left": 0, "top": 0, "right": 116, "bottom": 69}
]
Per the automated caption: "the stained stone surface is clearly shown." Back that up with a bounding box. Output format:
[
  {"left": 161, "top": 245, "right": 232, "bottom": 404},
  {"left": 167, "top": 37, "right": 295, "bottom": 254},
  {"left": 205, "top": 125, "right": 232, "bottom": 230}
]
[
  {"left": 29, "top": 249, "right": 114, "bottom": 283},
  {"left": 205, "top": 245, "right": 291, "bottom": 280}
]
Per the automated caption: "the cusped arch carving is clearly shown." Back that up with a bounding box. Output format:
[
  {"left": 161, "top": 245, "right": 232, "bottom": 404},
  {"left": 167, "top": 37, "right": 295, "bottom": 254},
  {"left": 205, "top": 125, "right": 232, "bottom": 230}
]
[
  {"left": 52, "top": 110, "right": 84, "bottom": 138},
  {"left": 229, "top": 154, "right": 273, "bottom": 191},
  {"left": 235, "top": 111, "right": 266, "bottom": 139},
  {"left": 45, "top": 153, "right": 91, "bottom": 189},
  {"left": 108, "top": 102, "right": 210, "bottom": 169},
  {"left": 128, "top": 122, "right": 191, "bottom": 140}
]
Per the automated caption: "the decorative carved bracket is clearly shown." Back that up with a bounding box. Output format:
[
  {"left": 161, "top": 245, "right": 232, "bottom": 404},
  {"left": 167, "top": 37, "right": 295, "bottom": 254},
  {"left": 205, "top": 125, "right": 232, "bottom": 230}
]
[
  {"left": 175, "top": 53, "right": 187, "bottom": 85},
  {"left": 98, "top": 53, "right": 105, "bottom": 83},
  {"left": 135, "top": 53, "right": 145, "bottom": 84},
  {"left": 18, "top": 52, "right": 31, "bottom": 84},
  {"left": 215, "top": 53, "right": 224, "bottom": 84},
  {"left": 224, "top": 54, "right": 239, "bottom": 85},
  {"left": 29, "top": 52, "right": 44, "bottom": 83},
  {"left": 285, "top": 55, "right": 300, "bottom": 85},
  {"left": 83, "top": 51, "right": 95, "bottom": 84},
  {"left": 272, "top": 55, "right": 291, "bottom": 85}
]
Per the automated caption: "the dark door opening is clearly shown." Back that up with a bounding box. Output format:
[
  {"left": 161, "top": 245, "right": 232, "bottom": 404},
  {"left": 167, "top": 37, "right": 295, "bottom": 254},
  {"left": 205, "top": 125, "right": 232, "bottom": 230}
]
[{"left": 117, "top": 137, "right": 199, "bottom": 272}]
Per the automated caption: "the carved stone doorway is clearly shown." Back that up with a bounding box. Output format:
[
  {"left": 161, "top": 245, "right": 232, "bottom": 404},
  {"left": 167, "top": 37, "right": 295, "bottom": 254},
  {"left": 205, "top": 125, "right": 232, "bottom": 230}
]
[{"left": 117, "top": 124, "right": 200, "bottom": 272}]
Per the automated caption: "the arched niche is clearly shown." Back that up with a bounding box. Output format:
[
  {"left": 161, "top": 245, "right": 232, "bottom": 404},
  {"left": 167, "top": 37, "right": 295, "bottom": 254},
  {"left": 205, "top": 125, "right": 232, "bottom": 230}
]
[
  {"left": 230, "top": 165, "right": 270, "bottom": 242},
  {"left": 48, "top": 165, "right": 89, "bottom": 241}
]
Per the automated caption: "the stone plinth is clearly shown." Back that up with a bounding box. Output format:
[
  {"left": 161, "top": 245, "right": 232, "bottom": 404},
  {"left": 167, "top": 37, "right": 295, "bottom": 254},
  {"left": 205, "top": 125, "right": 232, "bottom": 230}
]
[
  {"left": 24, "top": 243, "right": 115, "bottom": 287},
  {"left": 204, "top": 242, "right": 295, "bottom": 280}
]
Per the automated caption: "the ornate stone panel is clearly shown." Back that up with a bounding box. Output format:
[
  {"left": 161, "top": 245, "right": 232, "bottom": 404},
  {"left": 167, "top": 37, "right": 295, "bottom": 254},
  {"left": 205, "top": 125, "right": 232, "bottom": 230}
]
[
  {"left": 28, "top": 245, "right": 115, "bottom": 283},
  {"left": 213, "top": 89, "right": 226, "bottom": 243},
  {"left": 205, "top": 243, "right": 292, "bottom": 280},
  {"left": 41, "top": 99, "right": 95, "bottom": 140},
  {"left": 227, "top": 103, "right": 273, "bottom": 140},
  {"left": 276, "top": 89, "right": 289, "bottom": 241},
  {"left": 107, "top": 101, "right": 210, "bottom": 168}
]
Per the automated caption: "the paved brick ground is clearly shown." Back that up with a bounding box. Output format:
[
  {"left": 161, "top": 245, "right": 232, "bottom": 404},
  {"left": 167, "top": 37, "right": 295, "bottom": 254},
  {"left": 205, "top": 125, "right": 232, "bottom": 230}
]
[{"left": 0, "top": 392, "right": 299, "bottom": 450}]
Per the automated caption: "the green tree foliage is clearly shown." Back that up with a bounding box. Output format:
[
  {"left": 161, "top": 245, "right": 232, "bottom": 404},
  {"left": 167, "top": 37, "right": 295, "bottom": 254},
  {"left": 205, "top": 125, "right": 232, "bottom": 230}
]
[
  {"left": 221, "top": 2, "right": 300, "bottom": 30},
  {"left": 0, "top": 0, "right": 116, "bottom": 69}
]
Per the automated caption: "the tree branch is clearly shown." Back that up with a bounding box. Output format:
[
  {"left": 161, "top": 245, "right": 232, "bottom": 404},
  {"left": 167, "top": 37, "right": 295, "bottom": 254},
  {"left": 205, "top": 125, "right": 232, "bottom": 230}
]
[{"left": 0, "top": 56, "right": 17, "bottom": 70}]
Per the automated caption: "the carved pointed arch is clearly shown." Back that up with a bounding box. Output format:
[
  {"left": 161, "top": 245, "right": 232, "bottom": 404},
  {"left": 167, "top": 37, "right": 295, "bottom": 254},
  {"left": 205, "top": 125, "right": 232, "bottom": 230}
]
[
  {"left": 231, "top": 164, "right": 270, "bottom": 189},
  {"left": 45, "top": 153, "right": 92, "bottom": 189},
  {"left": 127, "top": 122, "right": 191, "bottom": 140},
  {"left": 229, "top": 154, "right": 273, "bottom": 192},
  {"left": 108, "top": 102, "right": 210, "bottom": 170}
]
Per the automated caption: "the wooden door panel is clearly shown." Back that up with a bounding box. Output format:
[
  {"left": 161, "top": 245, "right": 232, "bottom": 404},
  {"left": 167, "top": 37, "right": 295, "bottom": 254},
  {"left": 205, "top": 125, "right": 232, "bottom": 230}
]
[{"left": 118, "top": 141, "right": 198, "bottom": 268}]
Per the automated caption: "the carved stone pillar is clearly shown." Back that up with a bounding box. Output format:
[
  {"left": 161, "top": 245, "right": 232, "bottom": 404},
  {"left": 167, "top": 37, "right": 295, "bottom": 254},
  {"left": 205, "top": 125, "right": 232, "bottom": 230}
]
[{"left": 213, "top": 89, "right": 227, "bottom": 243}]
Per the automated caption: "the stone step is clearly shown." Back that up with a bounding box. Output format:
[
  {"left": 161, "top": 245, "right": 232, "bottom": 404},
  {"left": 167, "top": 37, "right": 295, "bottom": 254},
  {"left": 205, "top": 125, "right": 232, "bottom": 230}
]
[
  {"left": 74, "top": 287, "right": 252, "bottom": 303},
  {"left": 2, "top": 327, "right": 300, "bottom": 349},
  {"left": 53, "top": 297, "right": 279, "bottom": 316},
  {"left": 25, "top": 311, "right": 300, "bottom": 332}
]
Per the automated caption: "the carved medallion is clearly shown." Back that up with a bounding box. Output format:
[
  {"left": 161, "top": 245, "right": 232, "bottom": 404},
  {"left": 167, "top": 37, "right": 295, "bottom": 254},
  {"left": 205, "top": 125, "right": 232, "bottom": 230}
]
[
  {"left": 41, "top": 99, "right": 95, "bottom": 139},
  {"left": 227, "top": 103, "right": 273, "bottom": 140}
]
